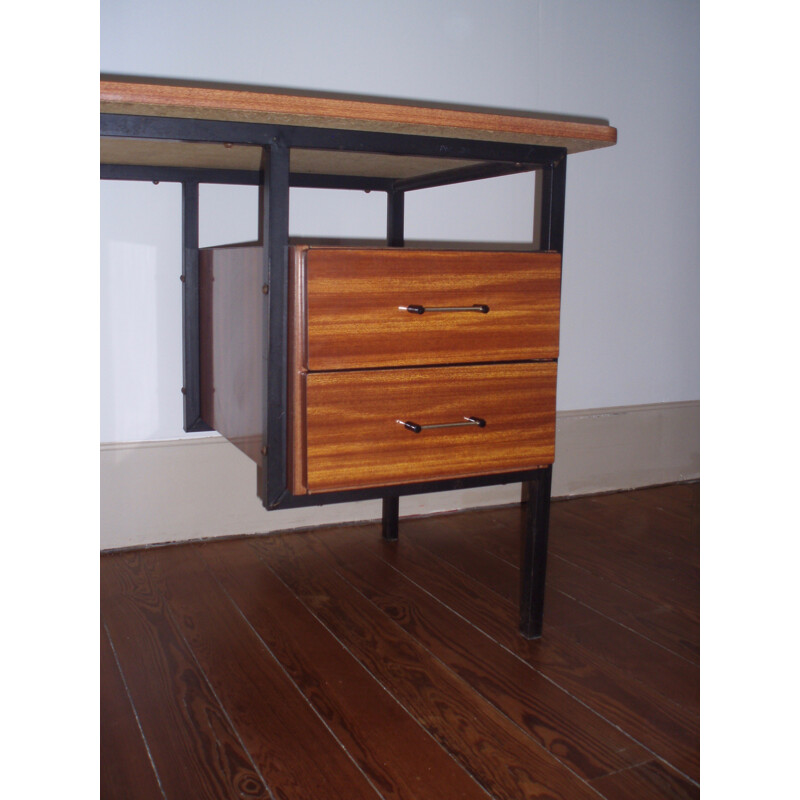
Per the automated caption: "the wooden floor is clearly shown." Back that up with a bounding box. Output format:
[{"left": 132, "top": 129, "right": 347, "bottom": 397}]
[{"left": 101, "top": 483, "right": 699, "bottom": 800}]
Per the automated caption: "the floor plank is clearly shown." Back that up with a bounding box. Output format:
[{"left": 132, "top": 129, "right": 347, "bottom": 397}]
[
  {"left": 620, "top": 483, "right": 699, "bottom": 524},
  {"left": 590, "top": 760, "right": 700, "bottom": 800},
  {"left": 200, "top": 538, "right": 492, "bottom": 800},
  {"left": 435, "top": 507, "right": 699, "bottom": 663},
  {"left": 101, "top": 483, "right": 700, "bottom": 800},
  {"left": 403, "top": 516, "right": 699, "bottom": 711},
  {"left": 101, "top": 552, "right": 270, "bottom": 800},
  {"left": 355, "top": 529, "right": 700, "bottom": 783},
  {"left": 145, "top": 545, "right": 384, "bottom": 800},
  {"left": 560, "top": 495, "right": 699, "bottom": 561},
  {"left": 548, "top": 507, "right": 699, "bottom": 618},
  {"left": 547, "top": 556, "right": 699, "bottom": 665},
  {"left": 305, "top": 528, "right": 651, "bottom": 782},
  {"left": 251, "top": 533, "right": 602, "bottom": 800},
  {"left": 100, "top": 620, "right": 164, "bottom": 800}
]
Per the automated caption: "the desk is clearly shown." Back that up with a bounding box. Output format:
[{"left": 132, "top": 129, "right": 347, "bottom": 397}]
[{"left": 100, "top": 78, "right": 616, "bottom": 637}]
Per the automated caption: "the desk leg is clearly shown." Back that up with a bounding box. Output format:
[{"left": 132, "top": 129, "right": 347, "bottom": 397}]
[
  {"left": 382, "top": 191, "right": 403, "bottom": 542},
  {"left": 519, "top": 467, "right": 552, "bottom": 639},
  {"left": 382, "top": 496, "right": 399, "bottom": 541},
  {"left": 260, "top": 143, "right": 291, "bottom": 509},
  {"left": 387, "top": 189, "right": 404, "bottom": 247},
  {"left": 181, "top": 180, "right": 211, "bottom": 433}
]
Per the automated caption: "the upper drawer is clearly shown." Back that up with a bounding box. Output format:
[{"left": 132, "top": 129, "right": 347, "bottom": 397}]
[{"left": 291, "top": 247, "right": 561, "bottom": 370}]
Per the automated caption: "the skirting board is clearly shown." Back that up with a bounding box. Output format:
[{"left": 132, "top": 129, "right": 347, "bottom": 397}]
[{"left": 100, "top": 400, "right": 699, "bottom": 550}]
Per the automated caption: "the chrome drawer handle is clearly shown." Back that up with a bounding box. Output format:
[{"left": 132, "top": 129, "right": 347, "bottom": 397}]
[
  {"left": 397, "top": 416, "right": 486, "bottom": 433},
  {"left": 400, "top": 304, "right": 489, "bottom": 315}
]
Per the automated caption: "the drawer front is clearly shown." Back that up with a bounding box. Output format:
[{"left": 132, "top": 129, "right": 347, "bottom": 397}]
[
  {"left": 296, "top": 248, "right": 561, "bottom": 370},
  {"left": 302, "top": 362, "right": 556, "bottom": 493}
]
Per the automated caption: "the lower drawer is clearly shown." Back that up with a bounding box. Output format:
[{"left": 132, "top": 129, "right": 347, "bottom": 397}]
[{"left": 295, "top": 362, "right": 557, "bottom": 493}]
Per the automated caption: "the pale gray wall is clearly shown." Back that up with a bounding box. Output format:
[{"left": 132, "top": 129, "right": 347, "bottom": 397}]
[{"left": 100, "top": 0, "right": 699, "bottom": 444}]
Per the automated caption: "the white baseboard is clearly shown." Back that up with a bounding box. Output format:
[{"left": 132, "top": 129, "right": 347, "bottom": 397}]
[
  {"left": 100, "top": 400, "right": 699, "bottom": 550},
  {"left": 552, "top": 400, "right": 699, "bottom": 496}
]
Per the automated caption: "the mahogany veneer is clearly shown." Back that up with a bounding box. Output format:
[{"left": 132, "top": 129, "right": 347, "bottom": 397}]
[
  {"left": 303, "top": 362, "right": 557, "bottom": 493},
  {"left": 200, "top": 245, "right": 560, "bottom": 495},
  {"left": 294, "top": 247, "right": 562, "bottom": 369}
]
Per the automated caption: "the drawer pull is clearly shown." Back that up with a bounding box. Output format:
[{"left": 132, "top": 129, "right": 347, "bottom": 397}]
[
  {"left": 397, "top": 416, "right": 486, "bottom": 434},
  {"left": 400, "top": 304, "right": 490, "bottom": 315}
]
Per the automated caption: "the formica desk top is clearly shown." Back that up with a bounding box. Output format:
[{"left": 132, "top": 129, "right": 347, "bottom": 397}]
[{"left": 101, "top": 78, "right": 616, "bottom": 181}]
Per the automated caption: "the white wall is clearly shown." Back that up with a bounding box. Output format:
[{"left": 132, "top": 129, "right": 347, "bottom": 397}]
[
  {"left": 99, "top": 0, "right": 698, "bottom": 548},
  {"left": 101, "top": 0, "right": 698, "bottom": 444}
]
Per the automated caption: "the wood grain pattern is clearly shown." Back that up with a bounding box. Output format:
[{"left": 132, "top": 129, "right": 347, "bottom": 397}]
[
  {"left": 590, "top": 760, "right": 700, "bottom": 800},
  {"left": 199, "top": 245, "right": 560, "bottom": 493},
  {"left": 296, "top": 247, "right": 561, "bottom": 369},
  {"left": 345, "top": 525, "right": 700, "bottom": 782},
  {"left": 145, "top": 545, "right": 386, "bottom": 800},
  {"left": 549, "top": 505, "right": 699, "bottom": 619},
  {"left": 251, "top": 533, "right": 602, "bottom": 800},
  {"left": 101, "top": 552, "right": 269, "bottom": 799},
  {"left": 201, "top": 539, "right": 496, "bottom": 800},
  {"left": 480, "top": 519, "right": 700, "bottom": 663},
  {"left": 100, "top": 484, "right": 700, "bottom": 799},
  {"left": 305, "top": 529, "right": 652, "bottom": 782},
  {"left": 457, "top": 503, "right": 700, "bottom": 662},
  {"left": 401, "top": 515, "right": 699, "bottom": 712},
  {"left": 101, "top": 79, "right": 617, "bottom": 153},
  {"left": 572, "top": 491, "right": 700, "bottom": 556},
  {"left": 100, "top": 621, "right": 164, "bottom": 799},
  {"left": 303, "top": 362, "right": 557, "bottom": 492}
]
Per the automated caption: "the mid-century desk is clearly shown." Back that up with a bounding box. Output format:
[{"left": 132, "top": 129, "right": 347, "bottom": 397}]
[{"left": 100, "top": 79, "right": 616, "bottom": 638}]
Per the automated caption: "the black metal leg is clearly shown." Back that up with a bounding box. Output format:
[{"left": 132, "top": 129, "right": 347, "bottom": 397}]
[
  {"left": 519, "top": 152, "right": 564, "bottom": 638},
  {"left": 260, "top": 142, "right": 292, "bottom": 509},
  {"left": 519, "top": 467, "right": 553, "bottom": 639},
  {"left": 382, "top": 496, "right": 400, "bottom": 541},
  {"left": 181, "top": 181, "right": 212, "bottom": 432},
  {"left": 382, "top": 187, "right": 404, "bottom": 542},
  {"left": 539, "top": 156, "right": 567, "bottom": 252},
  {"left": 387, "top": 187, "right": 405, "bottom": 247}
]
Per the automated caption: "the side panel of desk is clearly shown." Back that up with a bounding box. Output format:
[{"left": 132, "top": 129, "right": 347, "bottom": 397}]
[{"left": 199, "top": 245, "right": 264, "bottom": 464}]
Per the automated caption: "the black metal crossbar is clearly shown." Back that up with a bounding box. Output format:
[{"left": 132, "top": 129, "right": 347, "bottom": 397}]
[{"left": 101, "top": 113, "right": 565, "bottom": 165}]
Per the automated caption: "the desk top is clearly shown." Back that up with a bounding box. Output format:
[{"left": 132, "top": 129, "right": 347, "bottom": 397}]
[{"left": 101, "top": 79, "right": 616, "bottom": 180}]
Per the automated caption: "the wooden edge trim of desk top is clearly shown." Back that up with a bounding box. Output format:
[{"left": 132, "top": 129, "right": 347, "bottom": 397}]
[{"left": 100, "top": 80, "right": 617, "bottom": 154}]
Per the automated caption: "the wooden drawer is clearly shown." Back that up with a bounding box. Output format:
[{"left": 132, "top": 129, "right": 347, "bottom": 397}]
[
  {"left": 294, "top": 362, "right": 557, "bottom": 493},
  {"left": 291, "top": 247, "right": 561, "bottom": 370}
]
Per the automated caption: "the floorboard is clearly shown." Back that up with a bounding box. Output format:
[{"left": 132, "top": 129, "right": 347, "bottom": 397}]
[
  {"left": 589, "top": 760, "right": 700, "bottom": 800},
  {"left": 442, "top": 510, "right": 699, "bottom": 664},
  {"left": 146, "top": 546, "right": 383, "bottom": 800},
  {"left": 202, "top": 539, "right": 491, "bottom": 800},
  {"left": 402, "top": 515, "right": 698, "bottom": 710},
  {"left": 251, "top": 532, "right": 600, "bottom": 800},
  {"left": 101, "top": 554, "right": 270, "bottom": 799},
  {"left": 101, "top": 482, "right": 699, "bottom": 799},
  {"left": 306, "top": 529, "right": 651, "bottom": 782},
  {"left": 343, "top": 524, "right": 700, "bottom": 783},
  {"left": 100, "top": 621, "right": 164, "bottom": 799}
]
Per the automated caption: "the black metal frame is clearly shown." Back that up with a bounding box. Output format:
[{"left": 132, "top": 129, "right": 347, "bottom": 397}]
[{"left": 101, "top": 111, "right": 567, "bottom": 637}]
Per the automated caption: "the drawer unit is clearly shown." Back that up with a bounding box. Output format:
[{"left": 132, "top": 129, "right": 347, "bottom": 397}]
[
  {"left": 287, "top": 246, "right": 561, "bottom": 495},
  {"left": 199, "top": 244, "right": 561, "bottom": 496}
]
